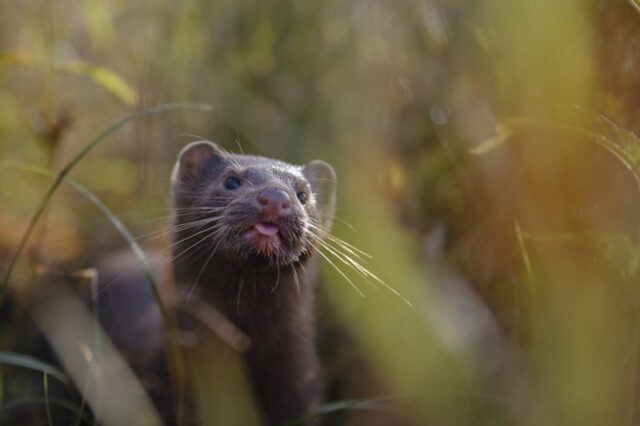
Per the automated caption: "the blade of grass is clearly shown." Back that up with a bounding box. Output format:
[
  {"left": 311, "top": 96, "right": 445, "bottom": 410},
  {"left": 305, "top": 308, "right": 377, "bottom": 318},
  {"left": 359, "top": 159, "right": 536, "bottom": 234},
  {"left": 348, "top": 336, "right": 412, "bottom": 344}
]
[
  {"left": 3, "top": 162, "right": 160, "bottom": 322},
  {"left": 0, "top": 367, "right": 3, "bottom": 410},
  {"left": 72, "top": 372, "right": 90, "bottom": 426},
  {"left": 11, "top": 163, "right": 167, "bottom": 300},
  {"left": 0, "top": 102, "right": 212, "bottom": 302},
  {"left": 284, "top": 400, "right": 376, "bottom": 425},
  {"left": 284, "top": 399, "right": 383, "bottom": 425},
  {"left": 285, "top": 391, "right": 519, "bottom": 425},
  {"left": 43, "top": 373, "right": 53, "bottom": 426},
  {"left": 5, "top": 165, "right": 152, "bottom": 291},
  {"left": 1, "top": 103, "right": 210, "bottom": 424},
  {"left": 470, "top": 115, "right": 640, "bottom": 194},
  {"left": 1, "top": 396, "right": 92, "bottom": 423},
  {"left": 56, "top": 60, "right": 139, "bottom": 107},
  {"left": 468, "top": 123, "right": 512, "bottom": 155},
  {"left": 0, "top": 352, "right": 67, "bottom": 385},
  {"left": 3, "top": 160, "right": 191, "bottom": 423},
  {"left": 13, "top": 164, "right": 138, "bottom": 425},
  {"left": 89, "top": 268, "right": 101, "bottom": 426},
  {"left": 0, "top": 52, "right": 137, "bottom": 107},
  {"left": 515, "top": 221, "right": 536, "bottom": 297}
]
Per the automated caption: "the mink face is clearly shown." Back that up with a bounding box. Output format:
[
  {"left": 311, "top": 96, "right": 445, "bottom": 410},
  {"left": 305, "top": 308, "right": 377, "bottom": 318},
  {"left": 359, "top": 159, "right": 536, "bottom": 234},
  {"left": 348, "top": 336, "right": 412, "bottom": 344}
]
[{"left": 171, "top": 142, "right": 335, "bottom": 269}]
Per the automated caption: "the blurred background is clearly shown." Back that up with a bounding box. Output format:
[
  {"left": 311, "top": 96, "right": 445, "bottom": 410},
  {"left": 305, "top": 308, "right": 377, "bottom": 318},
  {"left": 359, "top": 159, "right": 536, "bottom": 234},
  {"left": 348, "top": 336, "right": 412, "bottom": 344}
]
[{"left": 2, "top": 0, "right": 640, "bottom": 424}]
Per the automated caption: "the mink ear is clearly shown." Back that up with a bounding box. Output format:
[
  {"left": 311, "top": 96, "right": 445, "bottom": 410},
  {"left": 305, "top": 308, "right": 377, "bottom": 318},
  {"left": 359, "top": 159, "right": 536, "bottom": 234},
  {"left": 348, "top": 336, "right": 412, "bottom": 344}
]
[
  {"left": 171, "top": 141, "right": 226, "bottom": 184},
  {"left": 303, "top": 160, "right": 337, "bottom": 230}
]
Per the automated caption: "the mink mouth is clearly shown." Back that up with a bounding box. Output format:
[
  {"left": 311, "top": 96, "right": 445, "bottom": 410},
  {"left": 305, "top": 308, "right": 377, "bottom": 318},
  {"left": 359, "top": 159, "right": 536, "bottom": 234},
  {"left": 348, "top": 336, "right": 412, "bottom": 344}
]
[
  {"left": 254, "top": 222, "right": 280, "bottom": 237},
  {"left": 244, "top": 221, "right": 283, "bottom": 257},
  {"left": 238, "top": 217, "right": 307, "bottom": 263},
  {"left": 175, "top": 202, "right": 309, "bottom": 265}
]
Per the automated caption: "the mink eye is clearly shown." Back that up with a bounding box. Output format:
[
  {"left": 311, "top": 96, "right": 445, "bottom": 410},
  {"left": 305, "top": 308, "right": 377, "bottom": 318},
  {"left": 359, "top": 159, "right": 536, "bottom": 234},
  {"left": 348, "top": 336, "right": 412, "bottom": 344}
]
[
  {"left": 296, "top": 191, "right": 308, "bottom": 204},
  {"left": 224, "top": 176, "right": 241, "bottom": 190}
]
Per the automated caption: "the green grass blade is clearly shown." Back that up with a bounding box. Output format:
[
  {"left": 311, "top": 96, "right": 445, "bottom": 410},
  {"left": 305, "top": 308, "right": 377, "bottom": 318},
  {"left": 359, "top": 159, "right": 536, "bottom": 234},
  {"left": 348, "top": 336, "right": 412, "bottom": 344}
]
[
  {"left": 468, "top": 123, "right": 513, "bottom": 155},
  {"left": 0, "top": 352, "right": 67, "bottom": 385},
  {"left": 470, "top": 115, "right": 640, "bottom": 194},
  {"left": 285, "top": 391, "right": 518, "bottom": 425},
  {"left": 1, "top": 396, "right": 92, "bottom": 424},
  {"left": 5, "top": 161, "right": 169, "bottom": 331},
  {"left": 5, "top": 162, "right": 156, "bottom": 299},
  {"left": 284, "top": 398, "right": 383, "bottom": 425},
  {"left": 72, "top": 375, "right": 90, "bottom": 426},
  {"left": 56, "top": 60, "right": 139, "bottom": 106},
  {"left": 43, "top": 373, "right": 53, "bottom": 426},
  {"left": 4, "top": 158, "right": 190, "bottom": 422},
  {"left": 515, "top": 221, "right": 536, "bottom": 296},
  {"left": 0, "top": 102, "right": 212, "bottom": 304}
]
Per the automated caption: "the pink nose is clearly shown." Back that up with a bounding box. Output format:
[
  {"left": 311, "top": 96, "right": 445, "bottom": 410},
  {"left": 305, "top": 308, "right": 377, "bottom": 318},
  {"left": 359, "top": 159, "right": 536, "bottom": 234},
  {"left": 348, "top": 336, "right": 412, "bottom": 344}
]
[{"left": 257, "top": 188, "right": 291, "bottom": 217}]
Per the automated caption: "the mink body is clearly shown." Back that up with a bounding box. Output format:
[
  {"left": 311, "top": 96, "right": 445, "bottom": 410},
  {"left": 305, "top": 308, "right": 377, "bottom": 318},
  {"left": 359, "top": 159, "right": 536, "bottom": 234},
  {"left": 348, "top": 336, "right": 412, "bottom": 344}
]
[
  {"left": 174, "top": 255, "right": 321, "bottom": 424},
  {"left": 170, "top": 141, "right": 336, "bottom": 425}
]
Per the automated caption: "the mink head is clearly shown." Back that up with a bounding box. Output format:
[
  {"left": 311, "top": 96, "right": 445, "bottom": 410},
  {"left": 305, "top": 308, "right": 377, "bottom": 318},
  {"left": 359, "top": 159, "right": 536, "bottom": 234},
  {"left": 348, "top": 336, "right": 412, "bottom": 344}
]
[{"left": 170, "top": 141, "right": 336, "bottom": 267}]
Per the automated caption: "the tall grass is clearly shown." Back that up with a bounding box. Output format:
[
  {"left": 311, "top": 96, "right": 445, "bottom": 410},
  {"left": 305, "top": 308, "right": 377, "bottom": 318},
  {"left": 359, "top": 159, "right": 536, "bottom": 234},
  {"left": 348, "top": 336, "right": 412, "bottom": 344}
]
[
  {"left": 1, "top": 103, "right": 213, "bottom": 300},
  {"left": 3, "top": 0, "right": 640, "bottom": 424},
  {"left": 1, "top": 104, "right": 212, "bottom": 425}
]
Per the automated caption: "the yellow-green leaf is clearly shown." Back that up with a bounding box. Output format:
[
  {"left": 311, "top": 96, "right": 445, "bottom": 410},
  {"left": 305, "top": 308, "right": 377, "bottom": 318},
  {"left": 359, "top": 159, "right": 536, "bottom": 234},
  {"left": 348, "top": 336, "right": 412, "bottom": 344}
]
[
  {"left": 469, "top": 123, "right": 512, "bottom": 155},
  {"left": 56, "top": 60, "right": 139, "bottom": 107}
]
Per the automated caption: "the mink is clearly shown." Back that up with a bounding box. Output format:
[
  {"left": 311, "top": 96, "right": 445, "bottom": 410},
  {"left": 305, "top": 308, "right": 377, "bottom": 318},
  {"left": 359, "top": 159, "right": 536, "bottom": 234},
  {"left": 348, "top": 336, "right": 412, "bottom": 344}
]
[{"left": 170, "top": 141, "right": 336, "bottom": 425}]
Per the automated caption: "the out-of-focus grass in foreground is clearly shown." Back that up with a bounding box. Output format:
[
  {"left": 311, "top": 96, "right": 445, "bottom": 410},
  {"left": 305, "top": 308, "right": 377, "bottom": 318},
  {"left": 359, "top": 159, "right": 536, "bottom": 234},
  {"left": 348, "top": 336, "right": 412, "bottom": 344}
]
[{"left": 2, "top": 0, "right": 640, "bottom": 425}]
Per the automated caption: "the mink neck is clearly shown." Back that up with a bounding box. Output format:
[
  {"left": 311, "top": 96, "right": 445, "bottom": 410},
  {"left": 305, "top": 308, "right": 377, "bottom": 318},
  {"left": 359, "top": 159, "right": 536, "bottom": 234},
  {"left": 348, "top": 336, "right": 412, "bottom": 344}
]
[{"left": 173, "top": 251, "right": 316, "bottom": 318}]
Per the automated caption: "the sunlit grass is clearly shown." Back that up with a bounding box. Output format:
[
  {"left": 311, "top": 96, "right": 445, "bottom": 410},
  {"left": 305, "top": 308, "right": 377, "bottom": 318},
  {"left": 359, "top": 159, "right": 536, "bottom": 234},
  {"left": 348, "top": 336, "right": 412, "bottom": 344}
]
[{"left": 2, "top": 0, "right": 640, "bottom": 424}]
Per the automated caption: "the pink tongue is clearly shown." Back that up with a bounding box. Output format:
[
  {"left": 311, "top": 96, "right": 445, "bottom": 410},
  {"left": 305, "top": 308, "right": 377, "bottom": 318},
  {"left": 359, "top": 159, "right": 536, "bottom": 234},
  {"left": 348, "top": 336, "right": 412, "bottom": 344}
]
[{"left": 255, "top": 223, "right": 279, "bottom": 236}]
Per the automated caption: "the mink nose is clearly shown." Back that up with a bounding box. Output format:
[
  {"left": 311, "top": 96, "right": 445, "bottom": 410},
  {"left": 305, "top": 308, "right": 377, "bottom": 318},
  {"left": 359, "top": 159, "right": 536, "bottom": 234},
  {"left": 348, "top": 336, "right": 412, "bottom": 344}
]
[{"left": 257, "top": 188, "right": 291, "bottom": 217}]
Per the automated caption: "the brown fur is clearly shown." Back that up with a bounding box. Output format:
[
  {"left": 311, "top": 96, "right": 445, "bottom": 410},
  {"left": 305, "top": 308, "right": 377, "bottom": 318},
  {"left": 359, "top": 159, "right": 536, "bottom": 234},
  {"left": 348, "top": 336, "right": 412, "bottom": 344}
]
[{"left": 171, "top": 141, "right": 336, "bottom": 425}]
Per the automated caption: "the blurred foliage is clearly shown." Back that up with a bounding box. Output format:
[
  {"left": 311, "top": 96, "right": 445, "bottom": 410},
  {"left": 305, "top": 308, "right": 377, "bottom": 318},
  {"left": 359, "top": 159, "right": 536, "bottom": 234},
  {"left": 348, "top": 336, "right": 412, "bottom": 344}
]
[{"left": 2, "top": 0, "right": 640, "bottom": 425}]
